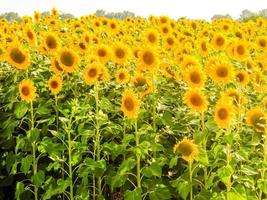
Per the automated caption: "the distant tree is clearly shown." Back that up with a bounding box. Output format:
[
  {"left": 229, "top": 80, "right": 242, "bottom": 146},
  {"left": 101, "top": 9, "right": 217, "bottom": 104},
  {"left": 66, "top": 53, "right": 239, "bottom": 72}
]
[
  {"left": 95, "top": 9, "right": 106, "bottom": 17},
  {"left": 239, "top": 9, "right": 258, "bottom": 21},
  {"left": 0, "top": 12, "right": 21, "bottom": 22},
  {"left": 211, "top": 14, "right": 232, "bottom": 21},
  {"left": 95, "top": 10, "right": 135, "bottom": 19},
  {"left": 258, "top": 9, "right": 267, "bottom": 18},
  {"left": 60, "top": 13, "right": 75, "bottom": 20}
]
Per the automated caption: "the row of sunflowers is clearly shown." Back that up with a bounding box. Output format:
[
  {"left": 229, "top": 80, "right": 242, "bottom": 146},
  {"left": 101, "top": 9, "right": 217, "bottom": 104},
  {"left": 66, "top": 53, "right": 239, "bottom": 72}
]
[{"left": 0, "top": 7, "right": 267, "bottom": 200}]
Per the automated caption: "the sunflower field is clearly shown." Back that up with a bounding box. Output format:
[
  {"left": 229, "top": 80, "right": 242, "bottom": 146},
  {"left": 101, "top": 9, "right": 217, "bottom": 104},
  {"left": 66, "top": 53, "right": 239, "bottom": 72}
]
[{"left": 0, "top": 8, "right": 267, "bottom": 200}]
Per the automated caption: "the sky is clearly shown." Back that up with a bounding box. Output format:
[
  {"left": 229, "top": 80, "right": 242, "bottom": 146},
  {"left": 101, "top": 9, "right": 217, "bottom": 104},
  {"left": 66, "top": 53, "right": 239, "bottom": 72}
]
[{"left": 0, "top": 0, "right": 267, "bottom": 20}]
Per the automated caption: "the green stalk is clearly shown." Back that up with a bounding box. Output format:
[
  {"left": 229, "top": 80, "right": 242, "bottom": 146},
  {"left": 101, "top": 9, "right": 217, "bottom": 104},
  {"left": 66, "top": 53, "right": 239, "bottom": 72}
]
[
  {"left": 67, "top": 127, "right": 74, "bottom": 200},
  {"left": 30, "top": 101, "right": 38, "bottom": 200},
  {"left": 201, "top": 111, "right": 208, "bottom": 187},
  {"left": 135, "top": 120, "right": 141, "bottom": 189},
  {"left": 189, "top": 161, "right": 193, "bottom": 200},
  {"left": 94, "top": 82, "right": 102, "bottom": 197},
  {"left": 226, "top": 143, "right": 232, "bottom": 200},
  {"left": 151, "top": 73, "right": 157, "bottom": 158}
]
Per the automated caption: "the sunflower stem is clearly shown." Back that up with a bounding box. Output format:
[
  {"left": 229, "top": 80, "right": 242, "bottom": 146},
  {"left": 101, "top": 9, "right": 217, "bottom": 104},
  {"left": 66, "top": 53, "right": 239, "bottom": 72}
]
[
  {"left": 30, "top": 101, "right": 38, "bottom": 200},
  {"left": 201, "top": 111, "right": 208, "bottom": 187},
  {"left": 135, "top": 119, "right": 141, "bottom": 189},
  {"left": 151, "top": 72, "right": 157, "bottom": 158},
  {"left": 226, "top": 143, "right": 232, "bottom": 200},
  {"left": 189, "top": 161, "right": 193, "bottom": 200},
  {"left": 94, "top": 82, "right": 102, "bottom": 197}
]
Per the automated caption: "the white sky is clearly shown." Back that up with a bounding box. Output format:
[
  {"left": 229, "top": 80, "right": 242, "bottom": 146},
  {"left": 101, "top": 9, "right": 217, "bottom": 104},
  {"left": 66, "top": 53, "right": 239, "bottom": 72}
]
[{"left": 0, "top": 0, "right": 267, "bottom": 20}]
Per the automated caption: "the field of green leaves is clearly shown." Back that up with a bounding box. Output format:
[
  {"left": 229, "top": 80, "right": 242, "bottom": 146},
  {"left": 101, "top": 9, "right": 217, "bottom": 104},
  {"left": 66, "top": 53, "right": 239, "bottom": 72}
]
[{"left": 0, "top": 8, "right": 267, "bottom": 200}]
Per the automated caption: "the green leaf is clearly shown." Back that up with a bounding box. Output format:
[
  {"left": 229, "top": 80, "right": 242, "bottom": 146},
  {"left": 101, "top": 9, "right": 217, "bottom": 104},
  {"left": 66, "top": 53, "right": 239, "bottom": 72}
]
[
  {"left": 171, "top": 178, "right": 191, "bottom": 200},
  {"left": 118, "top": 158, "right": 136, "bottom": 175},
  {"left": 43, "top": 178, "right": 71, "bottom": 200},
  {"left": 197, "top": 149, "right": 209, "bottom": 165},
  {"left": 14, "top": 102, "right": 28, "bottom": 119},
  {"left": 32, "top": 170, "right": 45, "bottom": 187},
  {"left": 27, "top": 128, "right": 40, "bottom": 143},
  {"left": 169, "top": 156, "right": 178, "bottom": 168},
  {"left": 111, "top": 174, "right": 127, "bottom": 189},
  {"left": 218, "top": 165, "right": 233, "bottom": 184},
  {"left": 83, "top": 158, "right": 106, "bottom": 177},
  {"left": 124, "top": 188, "right": 142, "bottom": 200},
  {"left": 142, "top": 162, "right": 162, "bottom": 178},
  {"left": 149, "top": 184, "right": 171, "bottom": 200},
  {"left": 15, "top": 182, "right": 24, "bottom": 200},
  {"left": 257, "top": 179, "right": 267, "bottom": 194},
  {"left": 228, "top": 191, "right": 246, "bottom": 200},
  {"left": 20, "top": 155, "right": 32, "bottom": 174}
]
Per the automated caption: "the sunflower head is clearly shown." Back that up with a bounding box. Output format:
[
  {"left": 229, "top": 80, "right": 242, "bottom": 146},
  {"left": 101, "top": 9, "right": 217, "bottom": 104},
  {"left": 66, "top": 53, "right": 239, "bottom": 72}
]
[
  {"left": 47, "top": 76, "right": 62, "bottom": 94},
  {"left": 57, "top": 48, "right": 80, "bottom": 73},
  {"left": 19, "top": 79, "right": 36, "bottom": 102},
  {"left": 6, "top": 43, "right": 30, "bottom": 70},
  {"left": 214, "top": 97, "right": 234, "bottom": 129},
  {"left": 116, "top": 68, "right": 130, "bottom": 84},
  {"left": 43, "top": 32, "right": 60, "bottom": 53},
  {"left": 184, "top": 89, "right": 208, "bottom": 113},
  {"left": 210, "top": 61, "right": 234, "bottom": 84},
  {"left": 246, "top": 107, "right": 266, "bottom": 133},
  {"left": 95, "top": 45, "right": 111, "bottom": 63},
  {"left": 173, "top": 138, "right": 199, "bottom": 162},
  {"left": 121, "top": 90, "right": 140, "bottom": 119},
  {"left": 112, "top": 43, "right": 129, "bottom": 64},
  {"left": 82, "top": 64, "right": 101, "bottom": 85},
  {"left": 183, "top": 65, "right": 206, "bottom": 88},
  {"left": 211, "top": 34, "right": 226, "bottom": 51},
  {"left": 235, "top": 69, "right": 249, "bottom": 86},
  {"left": 138, "top": 48, "right": 158, "bottom": 72}
]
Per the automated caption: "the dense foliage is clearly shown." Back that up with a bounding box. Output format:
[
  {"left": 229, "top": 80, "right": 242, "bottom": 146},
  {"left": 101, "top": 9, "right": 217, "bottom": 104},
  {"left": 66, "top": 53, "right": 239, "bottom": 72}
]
[{"left": 0, "top": 8, "right": 267, "bottom": 200}]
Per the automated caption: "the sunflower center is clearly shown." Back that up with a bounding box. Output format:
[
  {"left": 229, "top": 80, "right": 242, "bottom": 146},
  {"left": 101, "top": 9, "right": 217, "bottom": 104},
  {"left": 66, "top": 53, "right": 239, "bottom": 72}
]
[
  {"left": 79, "top": 43, "right": 86, "bottom": 50},
  {"left": 51, "top": 80, "right": 58, "bottom": 89},
  {"left": 10, "top": 48, "right": 26, "bottom": 64},
  {"left": 259, "top": 39, "right": 266, "bottom": 47},
  {"left": 27, "top": 31, "right": 34, "bottom": 40},
  {"left": 190, "top": 94, "right": 202, "bottom": 107},
  {"left": 178, "top": 142, "right": 193, "bottom": 156},
  {"left": 46, "top": 35, "right": 57, "bottom": 49},
  {"left": 124, "top": 97, "right": 134, "bottom": 111},
  {"left": 134, "top": 77, "right": 147, "bottom": 87},
  {"left": 110, "top": 23, "right": 116, "bottom": 29},
  {"left": 148, "top": 33, "right": 156, "bottom": 43},
  {"left": 98, "top": 48, "right": 107, "bottom": 57},
  {"left": 201, "top": 42, "right": 207, "bottom": 51},
  {"left": 142, "top": 51, "right": 154, "bottom": 65},
  {"left": 60, "top": 51, "right": 75, "bottom": 67},
  {"left": 119, "top": 72, "right": 125, "bottom": 80},
  {"left": 162, "top": 27, "right": 168, "bottom": 34},
  {"left": 216, "top": 66, "right": 228, "bottom": 78},
  {"left": 236, "top": 45, "right": 245, "bottom": 55},
  {"left": 115, "top": 48, "right": 125, "bottom": 59},
  {"left": 251, "top": 113, "right": 266, "bottom": 131},
  {"left": 218, "top": 108, "right": 228, "bottom": 120},
  {"left": 167, "top": 38, "right": 174, "bottom": 45},
  {"left": 190, "top": 72, "right": 201, "bottom": 84},
  {"left": 54, "top": 59, "right": 63, "bottom": 71},
  {"left": 21, "top": 86, "right": 30, "bottom": 96},
  {"left": 216, "top": 37, "right": 224, "bottom": 46},
  {"left": 88, "top": 68, "right": 97, "bottom": 78}
]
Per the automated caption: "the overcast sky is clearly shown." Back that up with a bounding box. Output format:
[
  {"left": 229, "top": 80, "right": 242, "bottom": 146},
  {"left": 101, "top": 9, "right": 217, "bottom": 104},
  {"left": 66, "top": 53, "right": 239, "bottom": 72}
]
[{"left": 0, "top": 0, "right": 267, "bottom": 20}]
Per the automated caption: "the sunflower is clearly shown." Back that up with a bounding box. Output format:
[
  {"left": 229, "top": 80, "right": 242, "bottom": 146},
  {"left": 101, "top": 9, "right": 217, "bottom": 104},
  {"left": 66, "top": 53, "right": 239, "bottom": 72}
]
[
  {"left": 47, "top": 76, "right": 62, "bottom": 94},
  {"left": 210, "top": 61, "right": 234, "bottom": 84},
  {"left": 198, "top": 39, "right": 210, "bottom": 57},
  {"left": 223, "top": 89, "right": 246, "bottom": 110},
  {"left": 184, "top": 89, "right": 208, "bottom": 113},
  {"left": 256, "top": 36, "right": 267, "bottom": 51},
  {"left": 43, "top": 32, "right": 60, "bottom": 54},
  {"left": 95, "top": 45, "right": 111, "bottom": 63},
  {"left": 112, "top": 43, "right": 129, "bottom": 64},
  {"left": 246, "top": 107, "right": 266, "bottom": 133},
  {"left": 33, "top": 11, "right": 41, "bottom": 22},
  {"left": 24, "top": 26, "right": 36, "bottom": 46},
  {"left": 233, "top": 41, "right": 248, "bottom": 61},
  {"left": 235, "top": 69, "right": 249, "bottom": 86},
  {"left": 57, "top": 48, "right": 80, "bottom": 73},
  {"left": 121, "top": 90, "right": 140, "bottom": 119},
  {"left": 214, "top": 98, "right": 234, "bottom": 129},
  {"left": 211, "top": 33, "right": 227, "bottom": 51},
  {"left": 183, "top": 65, "right": 206, "bottom": 88},
  {"left": 83, "top": 64, "right": 101, "bottom": 85},
  {"left": 138, "top": 47, "right": 158, "bottom": 72},
  {"left": 143, "top": 29, "right": 159, "bottom": 47},
  {"left": 161, "top": 62, "right": 180, "bottom": 81},
  {"left": 180, "top": 55, "right": 199, "bottom": 71},
  {"left": 164, "top": 36, "right": 176, "bottom": 49},
  {"left": 50, "top": 57, "right": 64, "bottom": 75},
  {"left": 173, "top": 138, "right": 199, "bottom": 162},
  {"left": 115, "top": 68, "right": 130, "bottom": 84},
  {"left": 19, "top": 79, "right": 36, "bottom": 102},
  {"left": 6, "top": 43, "right": 30, "bottom": 70}
]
